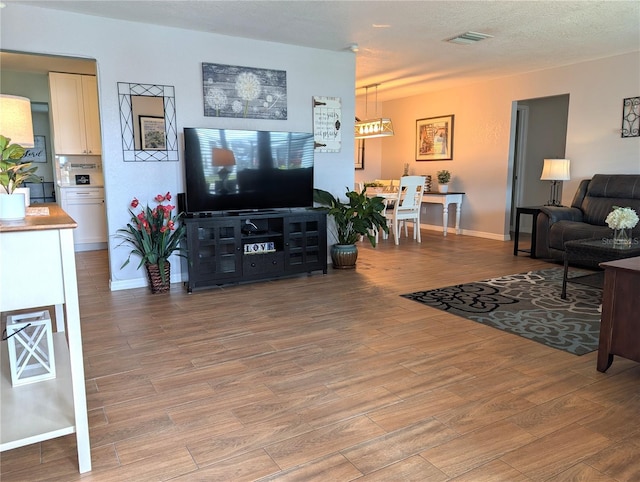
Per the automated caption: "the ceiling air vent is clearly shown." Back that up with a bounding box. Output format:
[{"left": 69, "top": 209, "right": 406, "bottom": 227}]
[{"left": 445, "top": 31, "right": 493, "bottom": 45}]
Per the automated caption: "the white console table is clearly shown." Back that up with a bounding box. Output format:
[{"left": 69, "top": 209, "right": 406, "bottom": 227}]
[
  {"left": 422, "top": 192, "right": 464, "bottom": 236},
  {"left": 0, "top": 204, "right": 91, "bottom": 473}
]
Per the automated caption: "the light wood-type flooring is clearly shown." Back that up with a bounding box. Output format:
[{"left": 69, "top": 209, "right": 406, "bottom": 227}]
[{"left": 2, "top": 231, "right": 640, "bottom": 481}]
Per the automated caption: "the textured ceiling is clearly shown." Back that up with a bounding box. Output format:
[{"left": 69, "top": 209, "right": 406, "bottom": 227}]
[{"left": 3, "top": 1, "right": 640, "bottom": 101}]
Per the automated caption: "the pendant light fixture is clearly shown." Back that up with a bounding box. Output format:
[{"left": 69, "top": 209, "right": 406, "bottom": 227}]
[{"left": 354, "top": 84, "right": 394, "bottom": 139}]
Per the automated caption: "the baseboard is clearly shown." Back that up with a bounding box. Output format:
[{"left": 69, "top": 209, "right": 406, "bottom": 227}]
[
  {"left": 420, "top": 223, "right": 508, "bottom": 241},
  {"left": 109, "top": 272, "right": 186, "bottom": 292},
  {"left": 74, "top": 242, "right": 107, "bottom": 252}
]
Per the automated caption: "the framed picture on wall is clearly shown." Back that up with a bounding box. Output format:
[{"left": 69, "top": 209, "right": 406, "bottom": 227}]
[
  {"left": 140, "top": 116, "right": 166, "bottom": 150},
  {"left": 21, "top": 135, "right": 47, "bottom": 163},
  {"left": 416, "top": 115, "right": 454, "bottom": 161},
  {"left": 202, "top": 62, "right": 287, "bottom": 120}
]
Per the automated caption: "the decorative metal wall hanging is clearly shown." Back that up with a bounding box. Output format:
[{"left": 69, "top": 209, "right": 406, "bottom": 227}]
[
  {"left": 621, "top": 96, "right": 639, "bottom": 138},
  {"left": 313, "top": 96, "right": 341, "bottom": 152},
  {"left": 202, "top": 63, "right": 287, "bottom": 120},
  {"left": 118, "top": 82, "right": 178, "bottom": 161}
]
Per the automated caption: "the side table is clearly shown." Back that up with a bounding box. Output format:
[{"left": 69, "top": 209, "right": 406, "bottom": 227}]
[
  {"left": 513, "top": 206, "right": 543, "bottom": 258},
  {"left": 421, "top": 192, "right": 464, "bottom": 237}
]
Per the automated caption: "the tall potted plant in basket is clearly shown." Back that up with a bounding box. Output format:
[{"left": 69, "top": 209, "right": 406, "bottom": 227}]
[
  {"left": 117, "top": 192, "right": 186, "bottom": 293},
  {"left": 313, "top": 187, "right": 388, "bottom": 269}
]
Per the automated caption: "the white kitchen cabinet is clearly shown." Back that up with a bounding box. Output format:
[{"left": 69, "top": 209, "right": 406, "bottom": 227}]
[
  {"left": 59, "top": 187, "right": 107, "bottom": 250},
  {"left": 49, "top": 73, "right": 102, "bottom": 155}
]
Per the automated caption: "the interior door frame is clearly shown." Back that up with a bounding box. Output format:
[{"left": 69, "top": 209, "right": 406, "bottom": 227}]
[{"left": 510, "top": 104, "right": 529, "bottom": 232}]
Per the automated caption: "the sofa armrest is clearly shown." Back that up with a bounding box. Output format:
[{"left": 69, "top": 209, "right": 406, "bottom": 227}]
[
  {"left": 534, "top": 206, "right": 584, "bottom": 258},
  {"left": 539, "top": 206, "right": 584, "bottom": 224}
]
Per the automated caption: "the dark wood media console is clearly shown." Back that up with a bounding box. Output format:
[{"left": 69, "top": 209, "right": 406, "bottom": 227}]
[{"left": 184, "top": 209, "right": 327, "bottom": 292}]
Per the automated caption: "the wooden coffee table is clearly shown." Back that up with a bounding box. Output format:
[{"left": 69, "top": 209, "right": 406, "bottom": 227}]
[{"left": 562, "top": 238, "right": 640, "bottom": 299}]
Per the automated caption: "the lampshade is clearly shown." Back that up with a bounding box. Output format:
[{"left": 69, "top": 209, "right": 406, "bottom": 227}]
[
  {"left": 212, "top": 148, "right": 236, "bottom": 167},
  {"left": 540, "top": 159, "right": 570, "bottom": 181},
  {"left": 0, "top": 94, "right": 35, "bottom": 148}
]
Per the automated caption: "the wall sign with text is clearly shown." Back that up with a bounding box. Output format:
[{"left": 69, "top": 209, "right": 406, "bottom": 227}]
[
  {"left": 21, "top": 135, "right": 47, "bottom": 163},
  {"left": 313, "top": 96, "right": 341, "bottom": 152}
]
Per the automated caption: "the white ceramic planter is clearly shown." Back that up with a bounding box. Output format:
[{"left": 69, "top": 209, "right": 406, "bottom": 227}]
[
  {"left": 0, "top": 193, "right": 27, "bottom": 221},
  {"left": 13, "top": 187, "right": 31, "bottom": 207},
  {"left": 438, "top": 184, "right": 449, "bottom": 193}
]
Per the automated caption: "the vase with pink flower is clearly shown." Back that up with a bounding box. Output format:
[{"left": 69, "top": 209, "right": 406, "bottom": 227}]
[{"left": 116, "top": 192, "right": 186, "bottom": 293}]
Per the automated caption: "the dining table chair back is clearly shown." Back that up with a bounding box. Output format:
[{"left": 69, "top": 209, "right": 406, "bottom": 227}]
[
  {"left": 390, "top": 176, "right": 426, "bottom": 245},
  {"left": 374, "top": 179, "right": 397, "bottom": 191}
]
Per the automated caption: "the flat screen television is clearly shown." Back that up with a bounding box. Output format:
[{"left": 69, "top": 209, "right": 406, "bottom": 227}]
[{"left": 183, "top": 127, "right": 315, "bottom": 214}]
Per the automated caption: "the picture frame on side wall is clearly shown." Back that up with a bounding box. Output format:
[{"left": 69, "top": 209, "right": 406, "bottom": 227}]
[
  {"left": 416, "top": 115, "right": 454, "bottom": 161},
  {"left": 355, "top": 138, "right": 365, "bottom": 169},
  {"left": 355, "top": 118, "right": 365, "bottom": 169}
]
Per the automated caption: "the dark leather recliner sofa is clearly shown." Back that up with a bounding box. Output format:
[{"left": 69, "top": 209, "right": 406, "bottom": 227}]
[{"left": 535, "top": 174, "right": 640, "bottom": 261}]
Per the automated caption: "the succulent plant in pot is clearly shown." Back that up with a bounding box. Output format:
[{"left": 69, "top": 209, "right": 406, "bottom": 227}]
[{"left": 313, "top": 187, "right": 389, "bottom": 268}]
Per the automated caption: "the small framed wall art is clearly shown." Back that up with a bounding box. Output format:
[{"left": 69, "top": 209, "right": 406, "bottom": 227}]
[
  {"left": 313, "top": 96, "right": 342, "bottom": 152},
  {"left": 416, "top": 115, "right": 454, "bottom": 161},
  {"left": 139, "top": 116, "right": 167, "bottom": 150}
]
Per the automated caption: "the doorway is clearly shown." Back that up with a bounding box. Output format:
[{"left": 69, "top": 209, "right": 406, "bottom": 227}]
[
  {"left": 1, "top": 50, "right": 109, "bottom": 261},
  {"left": 509, "top": 94, "right": 570, "bottom": 234}
]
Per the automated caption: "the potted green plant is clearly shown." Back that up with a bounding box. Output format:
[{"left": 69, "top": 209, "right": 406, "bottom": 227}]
[
  {"left": 313, "top": 187, "right": 389, "bottom": 269},
  {"left": 437, "top": 169, "right": 451, "bottom": 193},
  {"left": 116, "top": 192, "right": 187, "bottom": 293},
  {"left": 0, "top": 135, "right": 39, "bottom": 221}
]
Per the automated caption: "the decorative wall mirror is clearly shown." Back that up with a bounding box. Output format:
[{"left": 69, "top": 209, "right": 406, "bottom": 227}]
[{"left": 117, "top": 82, "right": 178, "bottom": 161}]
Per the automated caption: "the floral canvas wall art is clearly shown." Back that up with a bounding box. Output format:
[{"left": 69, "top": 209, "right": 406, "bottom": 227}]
[{"left": 202, "top": 63, "right": 287, "bottom": 120}]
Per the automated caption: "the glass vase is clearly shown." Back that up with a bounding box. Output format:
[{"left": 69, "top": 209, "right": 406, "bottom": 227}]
[{"left": 612, "top": 228, "right": 632, "bottom": 248}]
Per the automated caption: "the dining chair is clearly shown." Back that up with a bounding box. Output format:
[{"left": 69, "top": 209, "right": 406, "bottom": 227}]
[
  {"left": 389, "top": 176, "right": 426, "bottom": 245},
  {"left": 374, "top": 179, "right": 399, "bottom": 226},
  {"left": 374, "top": 179, "right": 397, "bottom": 192},
  {"left": 372, "top": 197, "right": 391, "bottom": 244}
]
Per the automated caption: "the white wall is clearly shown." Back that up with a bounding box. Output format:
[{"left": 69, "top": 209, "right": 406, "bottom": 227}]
[
  {"left": 371, "top": 52, "right": 640, "bottom": 239},
  {"left": 1, "top": 4, "right": 356, "bottom": 289}
]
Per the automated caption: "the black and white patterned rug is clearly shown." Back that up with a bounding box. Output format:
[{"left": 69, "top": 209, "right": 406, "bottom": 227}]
[{"left": 401, "top": 267, "right": 602, "bottom": 355}]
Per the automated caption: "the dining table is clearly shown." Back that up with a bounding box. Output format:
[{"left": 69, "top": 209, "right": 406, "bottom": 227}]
[{"left": 366, "top": 188, "right": 464, "bottom": 237}]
